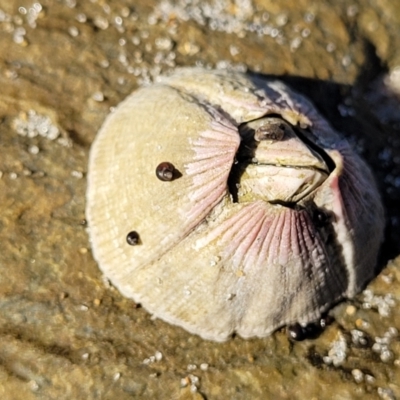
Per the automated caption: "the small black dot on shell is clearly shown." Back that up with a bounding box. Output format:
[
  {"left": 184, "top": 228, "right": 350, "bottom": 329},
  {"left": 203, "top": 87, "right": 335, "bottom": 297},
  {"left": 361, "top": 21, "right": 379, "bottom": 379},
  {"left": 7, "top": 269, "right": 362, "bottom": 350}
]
[
  {"left": 126, "top": 231, "right": 140, "bottom": 246},
  {"left": 312, "top": 208, "right": 331, "bottom": 228},
  {"left": 156, "top": 162, "right": 175, "bottom": 181}
]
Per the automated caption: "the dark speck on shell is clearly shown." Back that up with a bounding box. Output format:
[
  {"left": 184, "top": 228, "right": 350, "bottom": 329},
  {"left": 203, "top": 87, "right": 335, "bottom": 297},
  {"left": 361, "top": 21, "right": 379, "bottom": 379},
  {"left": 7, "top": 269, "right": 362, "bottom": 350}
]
[
  {"left": 126, "top": 231, "right": 140, "bottom": 246},
  {"left": 156, "top": 162, "right": 176, "bottom": 181}
]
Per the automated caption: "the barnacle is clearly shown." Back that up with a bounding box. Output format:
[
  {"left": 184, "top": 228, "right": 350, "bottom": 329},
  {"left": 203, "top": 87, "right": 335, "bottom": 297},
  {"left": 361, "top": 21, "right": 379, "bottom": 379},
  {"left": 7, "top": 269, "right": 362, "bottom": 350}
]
[{"left": 86, "top": 68, "right": 384, "bottom": 341}]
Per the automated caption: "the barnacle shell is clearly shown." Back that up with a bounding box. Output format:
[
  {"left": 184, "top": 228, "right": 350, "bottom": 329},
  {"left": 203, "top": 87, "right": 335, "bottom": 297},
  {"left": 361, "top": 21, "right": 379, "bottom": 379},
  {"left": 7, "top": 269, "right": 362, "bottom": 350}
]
[{"left": 86, "top": 68, "right": 384, "bottom": 341}]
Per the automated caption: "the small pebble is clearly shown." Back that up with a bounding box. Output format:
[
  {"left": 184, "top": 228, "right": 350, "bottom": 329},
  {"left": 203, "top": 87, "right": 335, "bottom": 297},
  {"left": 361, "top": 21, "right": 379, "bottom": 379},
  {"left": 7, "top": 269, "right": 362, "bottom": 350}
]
[
  {"left": 68, "top": 26, "right": 79, "bottom": 37},
  {"left": 28, "top": 380, "right": 39, "bottom": 391},
  {"left": 377, "top": 387, "right": 396, "bottom": 400},
  {"left": 346, "top": 305, "right": 357, "bottom": 315},
  {"left": 71, "top": 170, "right": 84, "bottom": 179},
  {"left": 327, "top": 333, "right": 347, "bottom": 367},
  {"left": 180, "top": 377, "right": 190, "bottom": 387},
  {"left": 365, "top": 374, "right": 376, "bottom": 384},
  {"left": 93, "top": 298, "right": 101, "bottom": 306},
  {"left": 75, "top": 13, "right": 87, "bottom": 23},
  {"left": 28, "top": 145, "right": 40, "bottom": 154},
  {"left": 113, "top": 372, "right": 121, "bottom": 381},
  {"left": 351, "top": 369, "right": 364, "bottom": 383},
  {"left": 92, "top": 92, "right": 105, "bottom": 102},
  {"left": 200, "top": 363, "right": 209, "bottom": 371}
]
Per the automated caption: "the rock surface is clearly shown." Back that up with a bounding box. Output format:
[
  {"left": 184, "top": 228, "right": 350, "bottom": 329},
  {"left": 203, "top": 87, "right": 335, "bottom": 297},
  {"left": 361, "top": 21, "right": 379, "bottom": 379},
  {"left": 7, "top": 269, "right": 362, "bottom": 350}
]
[{"left": 0, "top": 0, "right": 400, "bottom": 399}]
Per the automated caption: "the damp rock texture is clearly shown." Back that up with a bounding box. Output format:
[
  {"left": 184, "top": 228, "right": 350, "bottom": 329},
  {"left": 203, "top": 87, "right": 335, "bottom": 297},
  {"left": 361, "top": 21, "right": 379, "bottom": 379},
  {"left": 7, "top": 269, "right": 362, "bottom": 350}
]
[{"left": 0, "top": 0, "right": 400, "bottom": 399}]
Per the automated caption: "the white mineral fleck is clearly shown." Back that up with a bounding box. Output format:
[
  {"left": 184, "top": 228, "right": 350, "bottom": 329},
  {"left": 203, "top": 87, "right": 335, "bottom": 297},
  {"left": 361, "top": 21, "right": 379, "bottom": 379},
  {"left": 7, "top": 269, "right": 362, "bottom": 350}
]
[
  {"left": 385, "top": 327, "right": 398, "bottom": 338},
  {"left": 143, "top": 356, "right": 155, "bottom": 365},
  {"left": 155, "top": 37, "right": 173, "bottom": 51},
  {"left": 200, "top": 363, "right": 209, "bottom": 371},
  {"left": 189, "top": 374, "right": 200, "bottom": 388},
  {"left": 71, "top": 170, "right": 84, "bottom": 179},
  {"left": 13, "top": 110, "right": 60, "bottom": 140},
  {"left": 132, "top": 36, "right": 140, "bottom": 45},
  {"left": 94, "top": 15, "right": 109, "bottom": 30},
  {"left": 372, "top": 342, "right": 382, "bottom": 353},
  {"left": 229, "top": 45, "right": 240, "bottom": 56},
  {"left": 57, "top": 137, "right": 73, "bottom": 148},
  {"left": 351, "top": 329, "right": 367, "bottom": 346},
  {"left": 121, "top": 7, "right": 130, "bottom": 18},
  {"left": 327, "top": 333, "right": 347, "bottom": 366},
  {"left": 386, "top": 66, "right": 400, "bottom": 94},
  {"left": 377, "top": 387, "right": 396, "bottom": 400},
  {"left": 26, "top": 3, "right": 42, "bottom": 28},
  {"left": 304, "top": 12, "right": 315, "bottom": 22},
  {"left": 380, "top": 349, "right": 394, "bottom": 362},
  {"left": 28, "top": 145, "right": 40, "bottom": 154},
  {"left": 190, "top": 384, "right": 198, "bottom": 393},
  {"left": 180, "top": 377, "right": 189, "bottom": 387},
  {"left": 351, "top": 369, "right": 363, "bottom": 383},
  {"left": 92, "top": 91, "right": 105, "bottom": 102},
  {"left": 380, "top": 273, "right": 394, "bottom": 284},
  {"left": 28, "top": 380, "right": 39, "bottom": 391},
  {"left": 326, "top": 42, "right": 336, "bottom": 53},
  {"left": 75, "top": 13, "right": 87, "bottom": 23},
  {"left": 113, "top": 372, "right": 121, "bottom": 381},
  {"left": 342, "top": 55, "right": 352, "bottom": 67},
  {"left": 365, "top": 374, "right": 375, "bottom": 384},
  {"left": 290, "top": 37, "right": 302, "bottom": 52},
  {"left": 347, "top": 5, "right": 359, "bottom": 17},
  {"left": 13, "top": 27, "right": 27, "bottom": 45},
  {"left": 65, "top": 0, "right": 76, "bottom": 8},
  {"left": 68, "top": 26, "right": 79, "bottom": 37},
  {"left": 362, "top": 289, "right": 395, "bottom": 317}
]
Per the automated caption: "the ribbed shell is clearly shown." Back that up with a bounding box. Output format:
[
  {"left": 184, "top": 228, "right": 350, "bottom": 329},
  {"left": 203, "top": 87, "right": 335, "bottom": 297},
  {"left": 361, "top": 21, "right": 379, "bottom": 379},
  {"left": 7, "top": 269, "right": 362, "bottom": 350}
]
[{"left": 86, "top": 68, "right": 384, "bottom": 341}]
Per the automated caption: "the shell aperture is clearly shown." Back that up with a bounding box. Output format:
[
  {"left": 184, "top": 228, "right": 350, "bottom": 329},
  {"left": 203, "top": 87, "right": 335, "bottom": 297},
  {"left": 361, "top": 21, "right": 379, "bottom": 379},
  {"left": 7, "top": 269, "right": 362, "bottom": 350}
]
[
  {"left": 233, "top": 116, "right": 331, "bottom": 204},
  {"left": 86, "top": 68, "right": 384, "bottom": 341}
]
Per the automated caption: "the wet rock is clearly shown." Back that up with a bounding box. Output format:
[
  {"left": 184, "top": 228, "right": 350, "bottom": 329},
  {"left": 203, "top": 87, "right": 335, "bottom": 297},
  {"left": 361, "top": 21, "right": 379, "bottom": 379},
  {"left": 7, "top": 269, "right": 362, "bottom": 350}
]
[{"left": 0, "top": 0, "right": 399, "bottom": 399}]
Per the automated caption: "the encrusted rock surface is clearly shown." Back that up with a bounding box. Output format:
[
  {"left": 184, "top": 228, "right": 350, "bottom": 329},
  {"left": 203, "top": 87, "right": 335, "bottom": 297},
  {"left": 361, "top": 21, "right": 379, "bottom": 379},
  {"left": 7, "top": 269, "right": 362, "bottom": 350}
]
[{"left": 0, "top": 1, "right": 399, "bottom": 399}]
